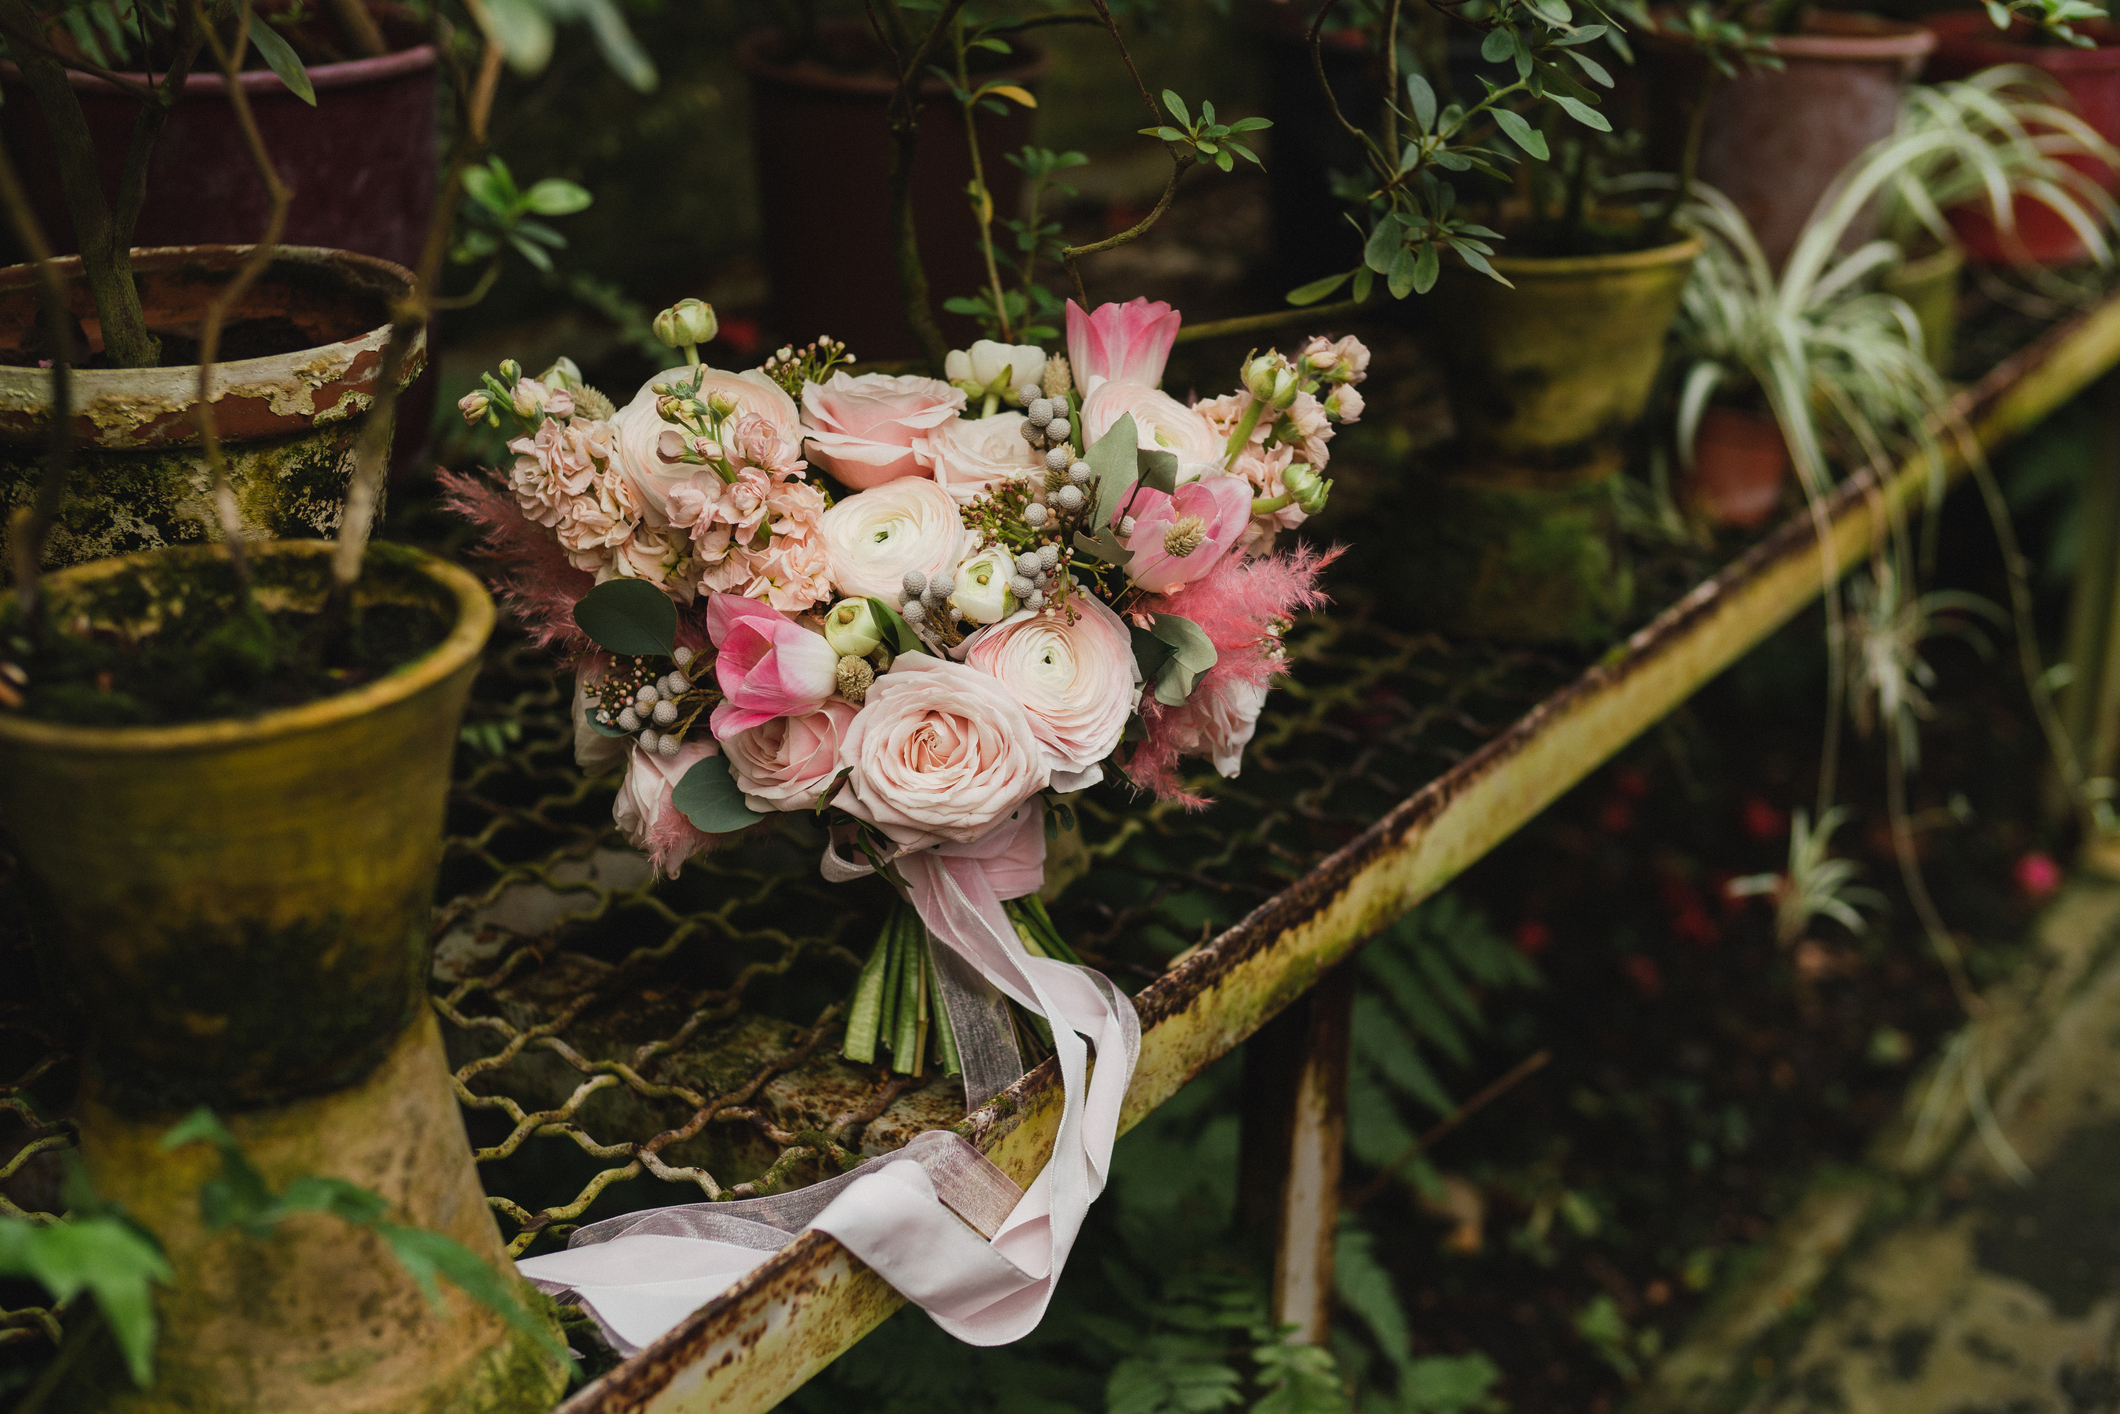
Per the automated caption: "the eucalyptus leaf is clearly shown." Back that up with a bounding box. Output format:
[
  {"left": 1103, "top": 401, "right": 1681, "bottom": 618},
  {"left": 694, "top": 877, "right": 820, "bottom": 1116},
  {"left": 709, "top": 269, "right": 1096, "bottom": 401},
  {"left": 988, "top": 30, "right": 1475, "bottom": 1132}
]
[
  {"left": 573, "top": 578, "right": 677, "bottom": 658},
  {"left": 1146, "top": 613, "right": 1218, "bottom": 706},
  {"left": 1085, "top": 414, "right": 1142, "bottom": 531},
  {"left": 671, "top": 755, "right": 765, "bottom": 834},
  {"left": 865, "top": 597, "right": 930, "bottom": 656},
  {"left": 1137, "top": 448, "right": 1180, "bottom": 497}
]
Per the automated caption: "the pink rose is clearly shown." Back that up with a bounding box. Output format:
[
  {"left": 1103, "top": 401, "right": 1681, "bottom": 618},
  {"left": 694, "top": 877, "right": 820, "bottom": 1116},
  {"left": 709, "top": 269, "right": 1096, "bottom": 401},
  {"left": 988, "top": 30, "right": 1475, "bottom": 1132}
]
[
  {"left": 962, "top": 592, "right": 1139, "bottom": 786},
  {"left": 1081, "top": 382, "right": 1222, "bottom": 466},
  {"left": 819, "top": 475, "right": 970, "bottom": 603},
  {"left": 614, "top": 737, "right": 721, "bottom": 876},
  {"left": 611, "top": 368, "right": 801, "bottom": 524},
  {"left": 1120, "top": 474, "right": 1252, "bottom": 593},
  {"left": 704, "top": 594, "right": 841, "bottom": 738},
  {"left": 800, "top": 372, "right": 966, "bottom": 489},
  {"left": 924, "top": 410, "right": 1044, "bottom": 504},
  {"left": 1162, "top": 674, "right": 1268, "bottom": 778},
  {"left": 835, "top": 652, "right": 1051, "bottom": 852},
  {"left": 1067, "top": 297, "right": 1182, "bottom": 391},
  {"left": 722, "top": 699, "right": 859, "bottom": 814}
]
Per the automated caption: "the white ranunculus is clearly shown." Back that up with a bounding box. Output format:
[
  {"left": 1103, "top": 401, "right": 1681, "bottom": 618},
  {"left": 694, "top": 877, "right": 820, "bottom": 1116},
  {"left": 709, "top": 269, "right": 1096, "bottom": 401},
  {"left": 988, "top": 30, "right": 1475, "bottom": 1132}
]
[
  {"left": 945, "top": 340, "right": 1047, "bottom": 394},
  {"left": 818, "top": 475, "right": 970, "bottom": 603},
  {"left": 925, "top": 411, "right": 1044, "bottom": 505},
  {"left": 949, "top": 546, "right": 1017, "bottom": 625}
]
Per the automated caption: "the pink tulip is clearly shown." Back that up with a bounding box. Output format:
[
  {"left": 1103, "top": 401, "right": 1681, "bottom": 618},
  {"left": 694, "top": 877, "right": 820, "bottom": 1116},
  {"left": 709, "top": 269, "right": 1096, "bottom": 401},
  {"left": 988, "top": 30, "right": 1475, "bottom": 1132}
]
[
  {"left": 1118, "top": 475, "right": 1252, "bottom": 594},
  {"left": 1067, "top": 297, "right": 1182, "bottom": 391},
  {"left": 705, "top": 594, "right": 842, "bottom": 737}
]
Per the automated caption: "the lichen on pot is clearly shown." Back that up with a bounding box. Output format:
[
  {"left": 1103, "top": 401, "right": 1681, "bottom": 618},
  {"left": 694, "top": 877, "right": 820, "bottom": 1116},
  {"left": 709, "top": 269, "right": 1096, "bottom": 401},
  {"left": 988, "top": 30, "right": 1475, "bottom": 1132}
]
[{"left": 0, "top": 245, "right": 423, "bottom": 571}]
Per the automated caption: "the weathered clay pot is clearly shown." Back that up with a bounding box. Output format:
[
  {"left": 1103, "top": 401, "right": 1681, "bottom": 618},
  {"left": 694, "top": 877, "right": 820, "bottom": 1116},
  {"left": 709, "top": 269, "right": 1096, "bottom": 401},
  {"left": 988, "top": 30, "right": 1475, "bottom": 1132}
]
[
  {"left": 0, "top": 245, "right": 421, "bottom": 572},
  {"left": 0, "top": 540, "right": 565, "bottom": 1412},
  {"left": 1684, "top": 404, "right": 1790, "bottom": 529},
  {"left": 738, "top": 22, "right": 1044, "bottom": 359},
  {"left": 1924, "top": 12, "right": 2120, "bottom": 266},
  {"left": 1645, "top": 13, "right": 1935, "bottom": 271}
]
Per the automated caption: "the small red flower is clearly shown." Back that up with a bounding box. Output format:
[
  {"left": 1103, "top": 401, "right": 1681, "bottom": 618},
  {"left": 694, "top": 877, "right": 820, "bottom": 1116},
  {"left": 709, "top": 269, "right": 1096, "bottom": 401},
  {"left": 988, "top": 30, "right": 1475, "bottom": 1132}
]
[
  {"left": 1514, "top": 919, "right": 1553, "bottom": 957},
  {"left": 1740, "top": 796, "right": 1787, "bottom": 843},
  {"left": 2013, "top": 851, "right": 2061, "bottom": 900}
]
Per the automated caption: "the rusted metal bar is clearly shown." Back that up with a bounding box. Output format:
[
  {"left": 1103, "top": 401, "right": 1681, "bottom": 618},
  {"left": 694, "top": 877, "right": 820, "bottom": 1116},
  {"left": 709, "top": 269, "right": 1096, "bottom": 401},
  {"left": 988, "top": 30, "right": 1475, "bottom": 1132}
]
[
  {"left": 1237, "top": 964, "right": 1355, "bottom": 1344},
  {"left": 557, "top": 291, "right": 2120, "bottom": 1414}
]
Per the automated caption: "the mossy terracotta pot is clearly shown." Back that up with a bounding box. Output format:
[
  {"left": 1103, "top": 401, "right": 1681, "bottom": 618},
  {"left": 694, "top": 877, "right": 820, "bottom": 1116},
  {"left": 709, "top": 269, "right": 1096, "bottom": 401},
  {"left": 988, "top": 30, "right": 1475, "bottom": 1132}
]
[
  {"left": 0, "top": 540, "right": 565, "bottom": 1412},
  {"left": 1684, "top": 405, "right": 1790, "bottom": 529},
  {"left": 0, "top": 245, "right": 422, "bottom": 573}
]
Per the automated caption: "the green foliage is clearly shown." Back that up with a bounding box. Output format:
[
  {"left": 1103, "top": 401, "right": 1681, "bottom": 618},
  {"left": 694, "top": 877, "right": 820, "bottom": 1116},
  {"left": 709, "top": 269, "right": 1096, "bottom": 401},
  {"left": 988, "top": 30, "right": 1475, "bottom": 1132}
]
[
  {"left": 477, "top": 0, "right": 656, "bottom": 89},
  {"left": 1103, "top": 1268, "right": 1350, "bottom": 1414},
  {"left": 1132, "top": 615, "right": 1220, "bottom": 708},
  {"left": 455, "top": 157, "right": 595, "bottom": 276},
  {"left": 572, "top": 577, "right": 677, "bottom": 658},
  {"left": 671, "top": 755, "right": 766, "bottom": 835},
  {"left": 1141, "top": 91, "right": 1272, "bottom": 176},
  {"left": 1985, "top": 0, "right": 2110, "bottom": 46},
  {"left": 0, "top": 1193, "right": 169, "bottom": 1388},
  {"left": 1571, "top": 1293, "right": 1660, "bottom": 1382}
]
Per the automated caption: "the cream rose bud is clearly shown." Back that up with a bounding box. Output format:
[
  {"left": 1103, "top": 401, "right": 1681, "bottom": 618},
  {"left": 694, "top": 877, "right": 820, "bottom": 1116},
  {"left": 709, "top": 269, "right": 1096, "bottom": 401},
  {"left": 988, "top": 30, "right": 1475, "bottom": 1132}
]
[
  {"left": 823, "top": 598, "right": 883, "bottom": 657},
  {"left": 962, "top": 590, "right": 1138, "bottom": 781},
  {"left": 722, "top": 700, "right": 859, "bottom": 814},
  {"left": 945, "top": 340, "right": 1047, "bottom": 394},
  {"left": 819, "top": 475, "right": 969, "bottom": 602},
  {"left": 950, "top": 547, "right": 1017, "bottom": 624},
  {"left": 834, "top": 653, "right": 1052, "bottom": 851}
]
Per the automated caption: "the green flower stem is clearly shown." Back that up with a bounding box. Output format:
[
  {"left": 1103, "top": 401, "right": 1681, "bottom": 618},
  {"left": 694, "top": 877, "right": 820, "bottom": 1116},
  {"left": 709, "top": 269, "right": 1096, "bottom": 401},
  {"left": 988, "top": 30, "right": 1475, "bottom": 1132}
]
[
  {"left": 842, "top": 926, "right": 892, "bottom": 1064},
  {"left": 1222, "top": 397, "right": 1266, "bottom": 468},
  {"left": 1251, "top": 492, "right": 1293, "bottom": 515},
  {"left": 892, "top": 919, "right": 926, "bottom": 1075}
]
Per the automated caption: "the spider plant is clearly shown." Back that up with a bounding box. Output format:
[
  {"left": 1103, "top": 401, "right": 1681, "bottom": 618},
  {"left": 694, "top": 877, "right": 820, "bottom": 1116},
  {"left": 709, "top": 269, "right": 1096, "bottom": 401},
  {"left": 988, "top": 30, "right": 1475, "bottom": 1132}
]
[
  {"left": 1728, "top": 805, "right": 1886, "bottom": 947},
  {"left": 1846, "top": 563, "right": 2005, "bottom": 770}
]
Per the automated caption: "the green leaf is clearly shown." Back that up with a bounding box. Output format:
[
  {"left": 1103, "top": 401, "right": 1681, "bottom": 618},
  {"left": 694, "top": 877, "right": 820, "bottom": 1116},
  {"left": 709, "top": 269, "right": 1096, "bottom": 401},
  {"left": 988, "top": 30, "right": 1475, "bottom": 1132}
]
[
  {"left": 475, "top": 0, "right": 554, "bottom": 73},
  {"left": 1286, "top": 269, "right": 1353, "bottom": 306},
  {"left": 1363, "top": 215, "right": 1402, "bottom": 274},
  {"left": 575, "top": 0, "right": 657, "bottom": 91},
  {"left": 1407, "top": 72, "right": 1437, "bottom": 133},
  {"left": 461, "top": 162, "right": 508, "bottom": 216},
  {"left": 1492, "top": 106, "right": 1550, "bottom": 159},
  {"left": 1145, "top": 613, "right": 1217, "bottom": 706},
  {"left": 1085, "top": 414, "right": 1142, "bottom": 532},
  {"left": 1352, "top": 265, "right": 1376, "bottom": 304},
  {"left": 375, "top": 1221, "right": 576, "bottom": 1375},
  {"left": 247, "top": 21, "right": 315, "bottom": 104},
  {"left": 1403, "top": 1353, "right": 1503, "bottom": 1413},
  {"left": 1130, "top": 625, "right": 1176, "bottom": 688},
  {"left": 524, "top": 178, "right": 592, "bottom": 215},
  {"left": 1073, "top": 525, "right": 1132, "bottom": 566},
  {"left": 864, "top": 597, "right": 930, "bottom": 657},
  {"left": 1388, "top": 244, "right": 1420, "bottom": 300},
  {"left": 1480, "top": 26, "right": 1514, "bottom": 61},
  {"left": 671, "top": 755, "right": 765, "bottom": 834},
  {"left": 1554, "top": 94, "right": 1612, "bottom": 130},
  {"left": 1137, "top": 449, "right": 1180, "bottom": 497},
  {"left": 1412, "top": 242, "right": 1441, "bottom": 294},
  {"left": 573, "top": 578, "right": 677, "bottom": 657},
  {"left": 1228, "top": 116, "right": 1272, "bottom": 132},
  {"left": 0, "top": 1216, "right": 171, "bottom": 1387},
  {"left": 1567, "top": 47, "right": 1615, "bottom": 86},
  {"left": 507, "top": 233, "right": 554, "bottom": 271},
  {"left": 1161, "top": 89, "right": 1191, "bottom": 128}
]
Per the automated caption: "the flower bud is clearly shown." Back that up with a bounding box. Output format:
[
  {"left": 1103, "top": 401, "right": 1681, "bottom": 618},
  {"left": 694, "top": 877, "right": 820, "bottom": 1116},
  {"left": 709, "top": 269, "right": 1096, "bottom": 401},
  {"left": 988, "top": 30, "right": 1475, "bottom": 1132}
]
[
  {"left": 654, "top": 298, "right": 719, "bottom": 351},
  {"left": 1242, "top": 354, "right": 1280, "bottom": 400},
  {"left": 539, "top": 356, "right": 583, "bottom": 391},
  {"left": 498, "top": 359, "right": 522, "bottom": 384},
  {"left": 950, "top": 548, "right": 1017, "bottom": 625},
  {"left": 1269, "top": 367, "right": 1300, "bottom": 410},
  {"left": 708, "top": 391, "right": 738, "bottom": 419},
  {"left": 656, "top": 394, "right": 684, "bottom": 422},
  {"left": 1284, "top": 463, "right": 1331, "bottom": 515},
  {"left": 823, "top": 598, "right": 884, "bottom": 657},
  {"left": 510, "top": 377, "right": 549, "bottom": 419},
  {"left": 457, "top": 390, "right": 491, "bottom": 425}
]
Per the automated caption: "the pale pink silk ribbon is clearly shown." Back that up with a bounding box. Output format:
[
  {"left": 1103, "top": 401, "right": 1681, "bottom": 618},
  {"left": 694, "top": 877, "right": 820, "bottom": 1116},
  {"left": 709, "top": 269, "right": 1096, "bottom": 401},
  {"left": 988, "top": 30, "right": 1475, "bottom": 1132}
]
[{"left": 517, "top": 799, "right": 1141, "bottom": 1352}]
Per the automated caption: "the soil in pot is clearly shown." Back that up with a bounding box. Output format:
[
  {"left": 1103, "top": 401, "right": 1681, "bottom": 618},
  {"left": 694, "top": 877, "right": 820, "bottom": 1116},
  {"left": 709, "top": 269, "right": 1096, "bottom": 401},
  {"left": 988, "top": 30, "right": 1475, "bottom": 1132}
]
[
  {"left": 739, "top": 20, "right": 1043, "bottom": 359},
  {"left": 0, "top": 539, "right": 565, "bottom": 1413},
  {"left": 1923, "top": 11, "right": 2120, "bottom": 265},
  {"left": 1684, "top": 403, "right": 1791, "bottom": 528},
  {"left": 1644, "top": 11, "right": 1936, "bottom": 272},
  {"left": 0, "top": 244, "right": 422, "bottom": 572}
]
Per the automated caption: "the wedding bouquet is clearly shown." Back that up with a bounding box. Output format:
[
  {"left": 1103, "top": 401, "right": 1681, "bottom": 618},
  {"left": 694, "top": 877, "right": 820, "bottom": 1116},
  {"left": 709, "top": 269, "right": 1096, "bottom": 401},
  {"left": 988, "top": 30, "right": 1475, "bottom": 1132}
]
[{"left": 444, "top": 296, "right": 1363, "bottom": 1352}]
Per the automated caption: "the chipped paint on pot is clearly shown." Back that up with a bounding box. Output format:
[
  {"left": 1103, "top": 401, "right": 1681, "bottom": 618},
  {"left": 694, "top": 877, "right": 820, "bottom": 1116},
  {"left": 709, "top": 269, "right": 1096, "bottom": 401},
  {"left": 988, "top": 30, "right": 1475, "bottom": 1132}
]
[{"left": 0, "top": 245, "right": 421, "bottom": 570}]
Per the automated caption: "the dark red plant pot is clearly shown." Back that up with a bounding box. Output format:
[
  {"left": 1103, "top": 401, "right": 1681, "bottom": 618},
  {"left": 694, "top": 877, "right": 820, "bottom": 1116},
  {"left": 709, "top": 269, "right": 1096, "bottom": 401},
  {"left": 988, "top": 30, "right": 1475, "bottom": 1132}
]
[
  {"left": 738, "top": 23, "right": 1045, "bottom": 361},
  {"left": 1684, "top": 406, "right": 1790, "bottom": 529},
  {"left": 1925, "top": 10, "right": 2120, "bottom": 266},
  {"left": 1, "top": 6, "right": 439, "bottom": 472},
  {"left": 1644, "top": 12, "right": 1934, "bottom": 273}
]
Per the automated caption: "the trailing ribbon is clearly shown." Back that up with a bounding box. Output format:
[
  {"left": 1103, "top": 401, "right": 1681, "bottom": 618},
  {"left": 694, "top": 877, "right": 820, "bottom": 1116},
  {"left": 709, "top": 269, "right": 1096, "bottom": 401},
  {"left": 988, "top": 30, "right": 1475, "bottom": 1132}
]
[{"left": 518, "top": 799, "right": 1141, "bottom": 1350}]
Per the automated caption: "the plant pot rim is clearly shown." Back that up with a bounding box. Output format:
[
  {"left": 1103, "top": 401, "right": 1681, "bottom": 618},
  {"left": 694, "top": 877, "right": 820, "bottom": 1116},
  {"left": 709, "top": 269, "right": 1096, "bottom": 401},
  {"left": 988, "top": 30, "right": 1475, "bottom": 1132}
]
[
  {"left": 0, "top": 539, "right": 493, "bottom": 755},
  {"left": 0, "top": 42, "right": 434, "bottom": 99},
  {"left": 1923, "top": 9, "right": 2120, "bottom": 60},
  {"left": 1649, "top": 8, "right": 1936, "bottom": 61},
  {"left": 1483, "top": 231, "right": 1704, "bottom": 278},
  {"left": 735, "top": 20, "right": 1047, "bottom": 97},
  {"left": 0, "top": 244, "right": 420, "bottom": 449}
]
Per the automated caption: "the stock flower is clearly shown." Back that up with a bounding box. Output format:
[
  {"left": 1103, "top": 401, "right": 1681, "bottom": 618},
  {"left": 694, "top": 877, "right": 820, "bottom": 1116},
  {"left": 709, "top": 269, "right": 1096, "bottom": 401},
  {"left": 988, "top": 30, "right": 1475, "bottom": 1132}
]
[
  {"left": 553, "top": 464, "right": 643, "bottom": 574},
  {"left": 963, "top": 591, "right": 1138, "bottom": 785},
  {"left": 705, "top": 594, "right": 841, "bottom": 737},
  {"left": 800, "top": 372, "right": 965, "bottom": 489},
  {"left": 835, "top": 652, "right": 1051, "bottom": 851},
  {"left": 1080, "top": 382, "right": 1222, "bottom": 465},
  {"left": 604, "top": 524, "right": 694, "bottom": 597},
  {"left": 945, "top": 340, "right": 1047, "bottom": 394},
  {"left": 818, "top": 475, "right": 969, "bottom": 602},
  {"left": 1325, "top": 383, "right": 1364, "bottom": 423},
  {"left": 925, "top": 411, "right": 1043, "bottom": 504},
  {"left": 722, "top": 700, "right": 860, "bottom": 814},
  {"left": 508, "top": 416, "right": 612, "bottom": 527},
  {"left": 1067, "top": 297, "right": 1181, "bottom": 391},
  {"left": 730, "top": 411, "right": 806, "bottom": 476},
  {"left": 1120, "top": 474, "right": 1252, "bottom": 593}
]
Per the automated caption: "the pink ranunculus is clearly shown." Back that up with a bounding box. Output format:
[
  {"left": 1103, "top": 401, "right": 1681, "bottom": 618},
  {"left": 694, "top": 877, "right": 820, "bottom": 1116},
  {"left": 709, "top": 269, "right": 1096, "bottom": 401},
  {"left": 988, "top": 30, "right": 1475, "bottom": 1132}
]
[
  {"left": 611, "top": 367, "right": 801, "bottom": 524},
  {"left": 722, "top": 699, "right": 859, "bottom": 814},
  {"left": 800, "top": 372, "right": 966, "bottom": 489},
  {"left": 1067, "top": 297, "right": 1182, "bottom": 391},
  {"left": 835, "top": 652, "right": 1051, "bottom": 852},
  {"left": 962, "top": 592, "right": 1139, "bottom": 786},
  {"left": 924, "top": 410, "right": 1044, "bottom": 504},
  {"left": 705, "top": 594, "right": 842, "bottom": 738},
  {"left": 1080, "top": 382, "right": 1222, "bottom": 466},
  {"left": 818, "top": 475, "right": 970, "bottom": 603},
  {"left": 614, "top": 736, "right": 721, "bottom": 876},
  {"left": 1119, "top": 474, "right": 1253, "bottom": 594}
]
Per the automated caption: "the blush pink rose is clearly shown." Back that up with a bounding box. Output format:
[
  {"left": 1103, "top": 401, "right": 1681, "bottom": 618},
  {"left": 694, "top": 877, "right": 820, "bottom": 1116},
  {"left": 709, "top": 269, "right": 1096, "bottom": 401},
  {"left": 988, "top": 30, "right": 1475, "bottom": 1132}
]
[
  {"left": 1119, "top": 474, "right": 1253, "bottom": 594},
  {"left": 1161, "top": 673, "right": 1269, "bottom": 778},
  {"left": 611, "top": 368, "right": 801, "bottom": 524},
  {"left": 614, "top": 737, "right": 721, "bottom": 876},
  {"left": 722, "top": 699, "right": 859, "bottom": 814},
  {"left": 1081, "top": 382, "right": 1222, "bottom": 466},
  {"left": 1067, "top": 297, "right": 1182, "bottom": 391},
  {"left": 705, "top": 594, "right": 841, "bottom": 738},
  {"left": 924, "top": 410, "right": 1044, "bottom": 504},
  {"left": 962, "top": 592, "right": 1138, "bottom": 785},
  {"left": 800, "top": 372, "right": 966, "bottom": 489},
  {"left": 834, "top": 652, "right": 1051, "bottom": 852}
]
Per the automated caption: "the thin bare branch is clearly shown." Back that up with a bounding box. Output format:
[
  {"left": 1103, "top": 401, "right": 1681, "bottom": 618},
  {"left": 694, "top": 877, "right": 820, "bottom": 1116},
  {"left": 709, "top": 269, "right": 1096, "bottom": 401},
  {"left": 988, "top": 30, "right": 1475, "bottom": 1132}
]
[
  {"left": 0, "top": 142, "right": 72, "bottom": 617},
  {"left": 1173, "top": 294, "right": 1374, "bottom": 345}
]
